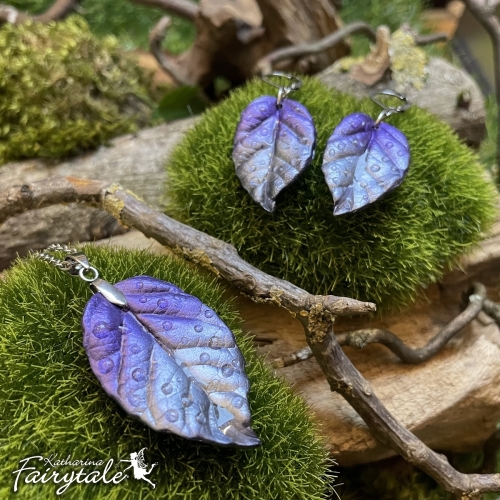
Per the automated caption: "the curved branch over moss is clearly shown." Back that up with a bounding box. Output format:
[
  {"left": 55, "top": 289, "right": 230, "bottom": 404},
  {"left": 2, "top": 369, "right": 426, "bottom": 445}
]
[
  {"left": 0, "top": 177, "right": 375, "bottom": 317},
  {"left": 1, "top": 176, "right": 500, "bottom": 497}
]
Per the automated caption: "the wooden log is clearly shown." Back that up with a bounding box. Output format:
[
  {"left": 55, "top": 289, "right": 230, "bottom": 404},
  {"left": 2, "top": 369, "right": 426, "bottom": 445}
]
[
  {"left": 0, "top": 118, "right": 196, "bottom": 269},
  {"left": 91, "top": 228, "right": 500, "bottom": 466}
]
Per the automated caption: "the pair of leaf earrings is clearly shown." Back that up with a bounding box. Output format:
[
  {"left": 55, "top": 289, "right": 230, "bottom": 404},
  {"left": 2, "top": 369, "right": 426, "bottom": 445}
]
[{"left": 232, "top": 72, "right": 411, "bottom": 215}]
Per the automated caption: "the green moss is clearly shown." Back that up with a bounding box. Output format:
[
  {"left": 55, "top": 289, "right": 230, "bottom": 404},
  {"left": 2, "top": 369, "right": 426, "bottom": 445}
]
[
  {"left": 0, "top": 16, "right": 154, "bottom": 164},
  {"left": 0, "top": 247, "right": 332, "bottom": 499},
  {"left": 165, "top": 77, "right": 497, "bottom": 312}
]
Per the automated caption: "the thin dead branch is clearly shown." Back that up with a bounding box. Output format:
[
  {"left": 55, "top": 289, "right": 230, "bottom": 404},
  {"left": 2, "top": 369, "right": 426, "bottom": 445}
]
[
  {"left": 0, "top": 178, "right": 374, "bottom": 317},
  {"left": 255, "top": 21, "right": 377, "bottom": 75},
  {"left": 415, "top": 32, "right": 449, "bottom": 45},
  {"left": 2, "top": 176, "right": 499, "bottom": 497},
  {"left": 337, "top": 283, "right": 485, "bottom": 363},
  {"left": 399, "top": 22, "right": 449, "bottom": 46},
  {"left": 273, "top": 283, "right": 485, "bottom": 367},
  {"left": 130, "top": 0, "right": 198, "bottom": 20},
  {"left": 307, "top": 324, "right": 500, "bottom": 498},
  {"left": 0, "top": 0, "right": 81, "bottom": 24},
  {"left": 149, "top": 16, "right": 192, "bottom": 86}
]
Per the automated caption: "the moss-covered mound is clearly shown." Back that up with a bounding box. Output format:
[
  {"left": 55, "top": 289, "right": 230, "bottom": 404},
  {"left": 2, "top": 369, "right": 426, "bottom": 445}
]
[
  {"left": 0, "top": 16, "right": 153, "bottom": 164},
  {"left": 166, "top": 77, "right": 497, "bottom": 312},
  {"left": 0, "top": 247, "right": 331, "bottom": 499}
]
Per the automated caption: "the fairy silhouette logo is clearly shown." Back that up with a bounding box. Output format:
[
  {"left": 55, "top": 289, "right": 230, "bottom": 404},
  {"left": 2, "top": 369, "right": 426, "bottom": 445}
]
[
  {"left": 12, "top": 448, "right": 159, "bottom": 494},
  {"left": 120, "top": 448, "right": 158, "bottom": 489}
]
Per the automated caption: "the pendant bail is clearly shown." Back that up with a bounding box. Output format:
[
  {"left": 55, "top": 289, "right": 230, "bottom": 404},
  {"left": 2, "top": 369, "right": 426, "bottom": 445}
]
[
  {"left": 65, "top": 252, "right": 91, "bottom": 275},
  {"left": 33, "top": 244, "right": 128, "bottom": 308}
]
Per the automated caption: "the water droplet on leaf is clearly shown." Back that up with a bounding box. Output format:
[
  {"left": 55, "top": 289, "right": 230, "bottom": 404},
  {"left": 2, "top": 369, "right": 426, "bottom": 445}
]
[
  {"left": 93, "top": 322, "right": 109, "bottom": 338},
  {"left": 98, "top": 358, "right": 114, "bottom": 374},
  {"left": 132, "top": 368, "right": 146, "bottom": 382},
  {"left": 161, "top": 383, "right": 173, "bottom": 395},
  {"left": 166, "top": 409, "right": 179, "bottom": 422}
]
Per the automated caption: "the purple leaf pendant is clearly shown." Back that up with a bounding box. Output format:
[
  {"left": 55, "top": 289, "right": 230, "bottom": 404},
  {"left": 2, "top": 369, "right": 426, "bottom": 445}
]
[
  {"left": 82, "top": 275, "right": 260, "bottom": 447},
  {"left": 233, "top": 95, "right": 316, "bottom": 212},
  {"left": 321, "top": 112, "right": 410, "bottom": 215}
]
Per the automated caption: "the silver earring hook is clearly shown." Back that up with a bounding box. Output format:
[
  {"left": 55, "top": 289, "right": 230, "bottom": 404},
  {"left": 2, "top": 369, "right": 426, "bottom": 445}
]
[
  {"left": 260, "top": 71, "right": 302, "bottom": 109},
  {"left": 371, "top": 89, "right": 411, "bottom": 127}
]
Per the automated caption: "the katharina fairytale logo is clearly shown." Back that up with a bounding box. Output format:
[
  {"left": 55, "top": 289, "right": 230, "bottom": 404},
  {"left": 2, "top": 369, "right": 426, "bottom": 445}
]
[{"left": 12, "top": 448, "right": 157, "bottom": 495}]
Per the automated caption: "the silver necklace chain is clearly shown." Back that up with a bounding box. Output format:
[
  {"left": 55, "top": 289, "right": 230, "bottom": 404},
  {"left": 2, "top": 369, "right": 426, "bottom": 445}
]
[{"left": 33, "top": 244, "right": 79, "bottom": 272}]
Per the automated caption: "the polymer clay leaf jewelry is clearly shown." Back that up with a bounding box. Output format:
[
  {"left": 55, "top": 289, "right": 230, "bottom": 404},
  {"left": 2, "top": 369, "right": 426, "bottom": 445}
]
[
  {"left": 33, "top": 245, "right": 260, "bottom": 448},
  {"left": 321, "top": 90, "right": 411, "bottom": 216},
  {"left": 232, "top": 72, "right": 316, "bottom": 212}
]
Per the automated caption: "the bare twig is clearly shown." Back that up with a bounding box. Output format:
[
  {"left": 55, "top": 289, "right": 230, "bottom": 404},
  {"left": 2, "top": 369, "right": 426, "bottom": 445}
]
[
  {"left": 306, "top": 324, "right": 500, "bottom": 498},
  {"left": 414, "top": 32, "right": 449, "bottom": 45},
  {"left": 483, "top": 298, "right": 500, "bottom": 324},
  {"left": 130, "top": 0, "right": 198, "bottom": 20},
  {"left": 0, "top": 0, "right": 81, "bottom": 24},
  {"left": 272, "top": 346, "right": 313, "bottom": 368},
  {"left": 255, "top": 21, "right": 377, "bottom": 75},
  {"left": 272, "top": 283, "right": 486, "bottom": 368},
  {"left": 2, "top": 176, "right": 499, "bottom": 497},
  {"left": 336, "top": 283, "right": 486, "bottom": 363},
  {"left": 149, "top": 16, "right": 192, "bottom": 86},
  {"left": 463, "top": 0, "right": 500, "bottom": 178},
  {"left": 0, "top": 178, "right": 375, "bottom": 317}
]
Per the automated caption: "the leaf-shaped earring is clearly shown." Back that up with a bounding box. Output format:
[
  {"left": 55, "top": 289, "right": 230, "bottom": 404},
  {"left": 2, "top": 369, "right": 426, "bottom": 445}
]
[
  {"left": 33, "top": 245, "right": 261, "bottom": 448},
  {"left": 321, "top": 90, "right": 411, "bottom": 216},
  {"left": 232, "top": 72, "right": 316, "bottom": 212}
]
